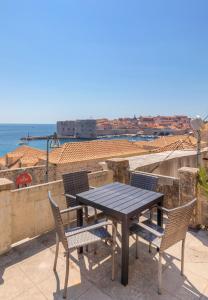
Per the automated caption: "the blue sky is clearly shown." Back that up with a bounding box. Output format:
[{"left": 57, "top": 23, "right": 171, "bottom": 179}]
[{"left": 0, "top": 0, "right": 208, "bottom": 123}]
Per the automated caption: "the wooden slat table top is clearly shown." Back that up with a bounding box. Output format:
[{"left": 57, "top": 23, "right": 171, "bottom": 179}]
[{"left": 77, "top": 182, "right": 164, "bottom": 218}]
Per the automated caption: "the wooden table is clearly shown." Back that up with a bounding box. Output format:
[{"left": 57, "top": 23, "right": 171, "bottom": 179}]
[{"left": 76, "top": 182, "right": 164, "bottom": 286}]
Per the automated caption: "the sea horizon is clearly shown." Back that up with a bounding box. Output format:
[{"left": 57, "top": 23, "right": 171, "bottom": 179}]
[{"left": 0, "top": 123, "right": 153, "bottom": 157}]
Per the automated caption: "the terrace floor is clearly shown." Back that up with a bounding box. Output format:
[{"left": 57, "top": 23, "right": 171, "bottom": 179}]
[{"left": 0, "top": 225, "right": 208, "bottom": 300}]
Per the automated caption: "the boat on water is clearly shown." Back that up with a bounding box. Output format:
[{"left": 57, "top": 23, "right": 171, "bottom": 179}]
[{"left": 18, "top": 140, "right": 29, "bottom": 146}]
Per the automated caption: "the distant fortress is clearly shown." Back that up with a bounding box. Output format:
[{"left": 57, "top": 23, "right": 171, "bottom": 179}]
[{"left": 57, "top": 119, "right": 97, "bottom": 139}]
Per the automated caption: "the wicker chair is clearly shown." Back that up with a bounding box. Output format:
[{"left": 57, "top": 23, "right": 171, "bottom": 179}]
[
  {"left": 130, "top": 172, "right": 159, "bottom": 251},
  {"left": 129, "top": 198, "right": 196, "bottom": 294},
  {"left": 48, "top": 192, "right": 116, "bottom": 299},
  {"left": 130, "top": 171, "right": 159, "bottom": 191},
  {"left": 62, "top": 171, "right": 103, "bottom": 223}
]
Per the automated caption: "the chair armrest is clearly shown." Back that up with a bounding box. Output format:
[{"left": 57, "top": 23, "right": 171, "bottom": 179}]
[
  {"left": 140, "top": 209, "right": 150, "bottom": 216},
  {"left": 148, "top": 204, "right": 170, "bottom": 215},
  {"left": 135, "top": 221, "right": 164, "bottom": 238},
  {"left": 156, "top": 205, "right": 172, "bottom": 213},
  {"left": 64, "top": 193, "right": 76, "bottom": 200},
  {"left": 60, "top": 205, "right": 83, "bottom": 214},
  {"left": 89, "top": 186, "right": 96, "bottom": 190},
  {"left": 65, "top": 221, "right": 113, "bottom": 237}
]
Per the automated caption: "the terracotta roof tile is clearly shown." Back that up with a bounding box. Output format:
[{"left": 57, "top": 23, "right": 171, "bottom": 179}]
[
  {"left": 135, "top": 135, "right": 197, "bottom": 150},
  {"left": 156, "top": 140, "right": 195, "bottom": 152},
  {"left": 49, "top": 140, "right": 146, "bottom": 164},
  {"left": 0, "top": 157, "right": 5, "bottom": 167},
  {"left": 8, "top": 145, "right": 45, "bottom": 158},
  {"left": 0, "top": 145, "right": 46, "bottom": 169}
]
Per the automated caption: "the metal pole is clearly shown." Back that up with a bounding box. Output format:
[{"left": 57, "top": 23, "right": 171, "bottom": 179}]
[
  {"left": 46, "top": 137, "right": 49, "bottom": 182},
  {"left": 196, "top": 130, "right": 201, "bottom": 167}
]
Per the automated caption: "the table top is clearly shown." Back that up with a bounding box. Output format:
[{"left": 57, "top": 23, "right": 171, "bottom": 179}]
[{"left": 76, "top": 182, "right": 164, "bottom": 219}]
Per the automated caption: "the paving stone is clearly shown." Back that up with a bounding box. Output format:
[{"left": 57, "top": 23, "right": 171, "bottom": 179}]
[
  {"left": 0, "top": 265, "right": 33, "bottom": 300},
  {"left": 0, "top": 228, "right": 208, "bottom": 300},
  {"left": 14, "top": 286, "right": 47, "bottom": 300}
]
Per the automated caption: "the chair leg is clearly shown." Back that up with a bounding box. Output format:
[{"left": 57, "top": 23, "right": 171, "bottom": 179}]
[
  {"left": 150, "top": 209, "right": 153, "bottom": 221},
  {"left": 135, "top": 235, "right": 139, "bottom": 259},
  {"left": 94, "top": 208, "right": 98, "bottom": 223},
  {"left": 158, "top": 252, "right": 162, "bottom": 295},
  {"left": 53, "top": 234, "right": 59, "bottom": 271},
  {"left": 149, "top": 242, "right": 152, "bottom": 253},
  {"left": 84, "top": 206, "right": 89, "bottom": 223},
  {"left": 94, "top": 243, "right": 97, "bottom": 255},
  {"left": 112, "top": 222, "right": 117, "bottom": 281},
  {"left": 63, "top": 252, "right": 70, "bottom": 299},
  {"left": 181, "top": 239, "right": 185, "bottom": 276}
]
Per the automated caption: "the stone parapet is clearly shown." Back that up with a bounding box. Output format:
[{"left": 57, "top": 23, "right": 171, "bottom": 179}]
[
  {"left": 106, "top": 158, "right": 130, "bottom": 184},
  {"left": 178, "top": 167, "right": 199, "bottom": 227},
  {"left": 0, "top": 169, "right": 116, "bottom": 255},
  {"left": 0, "top": 178, "right": 13, "bottom": 191},
  {"left": 0, "top": 178, "right": 13, "bottom": 254},
  {"left": 179, "top": 167, "right": 199, "bottom": 204},
  {"left": 88, "top": 170, "right": 113, "bottom": 187}
]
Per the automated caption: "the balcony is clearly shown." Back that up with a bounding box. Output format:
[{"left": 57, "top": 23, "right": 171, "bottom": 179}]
[
  {"left": 0, "top": 151, "right": 208, "bottom": 299},
  {"left": 0, "top": 222, "right": 208, "bottom": 299}
]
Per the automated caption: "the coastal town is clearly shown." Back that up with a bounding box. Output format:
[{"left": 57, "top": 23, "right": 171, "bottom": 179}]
[
  {"left": 0, "top": 114, "right": 208, "bottom": 300},
  {"left": 0, "top": 115, "right": 198, "bottom": 175},
  {"left": 0, "top": 115, "right": 207, "bottom": 186},
  {"left": 57, "top": 115, "right": 191, "bottom": 139},
  {"left": 1, "top": 1, "right": 208, "bottom": 299}
]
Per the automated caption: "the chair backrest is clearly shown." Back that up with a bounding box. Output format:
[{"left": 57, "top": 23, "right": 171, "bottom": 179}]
[
  {"left": 130, "top": 172, "right": 158, "bottom": 192},
  {"left": 160, "top": 198, "right": 196, "bottom": 252},
  {"left": 62, "top": 171, "right": 89, "bottom": 207},
  {"left": 48, "top": 191, "right": 68, "bottom": 250}
]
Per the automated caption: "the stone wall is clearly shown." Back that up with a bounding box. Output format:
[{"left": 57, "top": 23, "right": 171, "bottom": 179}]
[
  {"left": 55, "top": 160, "right": 103, "bottom": 179},
  {"left": 130, "top": 171, "right": 180, "bottom": 209},
  {"left": 155, "top": 174, "right": 180, "bottom": 208},
  {"left": 106, "top": 158, "right": 130, "bottom": 184},
  {"left": 96, "top": 128, "right": 138, "bottom": 136},
  {"left": 88, "top": 170, "right": 113, "bottom": 187},
  {"left": 134, "top": 150, "right": 208, "bottom": 178},
  {"left": 11, "top": 180, "right": 65, "bottom": 244},
  {"left": 105, "top": 159, "right": 180, "bottom": 208},
  {"left": 0, "top": 165, "right": 56, "bottom": 188},
  {"left": 178, "top": 167, "right": 208, "bottom": 227},
  {"left": 0, "top": 169, "right": 114, "bottom": 254}
]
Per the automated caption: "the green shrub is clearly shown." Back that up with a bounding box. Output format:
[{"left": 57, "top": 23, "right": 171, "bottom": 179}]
[{"left": 198, "top": 167, "right": 208, "bottom": 197}]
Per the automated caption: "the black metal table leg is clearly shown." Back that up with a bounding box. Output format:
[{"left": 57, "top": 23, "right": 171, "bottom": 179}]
[
  {"left": 121, "top": 216, "right": 129, "bottom": 286},
  {"left": 157, "top": 196, "right": 164, "bottom": 227}
]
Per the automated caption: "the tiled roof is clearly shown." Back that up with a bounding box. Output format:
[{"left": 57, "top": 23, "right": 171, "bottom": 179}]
[
  {"left": 20, "top": 157, "right": 40, "bottom": 165},
  {"left": 135, "top": 135, "right": 197, "bottom": 150},
  {"left": 157, "top": 139, "right": 196, "bottom": 152},
  {"left": 8, "top": 145, "right": 45, "bottom": 158},
  {"left": 49, "top": 140, "right": 146, "bottom": 164},
  {"left": 0, "top": 145, "right": 46, "bottom": 169},
  {"left": 0, "top": 157, "right": 5, "bottom": 167},
  {"left": 132, "top": 141, "right": 153, "bottom": 149}
]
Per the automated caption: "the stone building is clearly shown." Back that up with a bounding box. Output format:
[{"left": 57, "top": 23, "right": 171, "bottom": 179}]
[
  {"left": 74, "top": 119, "right": 97, "bottom": 138},
  {"left": 56, "top": 120, "right": 75, "bottom": 136},
  {"left": 57, "top": 119, "right": 97, "bottom": 139}
]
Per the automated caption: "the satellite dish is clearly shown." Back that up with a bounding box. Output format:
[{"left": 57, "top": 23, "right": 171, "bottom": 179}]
[{"left": 190, "top": 116, "right": 203, "bottom": 131}]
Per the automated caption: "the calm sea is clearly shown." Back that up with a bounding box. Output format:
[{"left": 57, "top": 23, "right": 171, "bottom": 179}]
[{"left": 0, "top": 124, "right": 153, "bottom": 157}]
